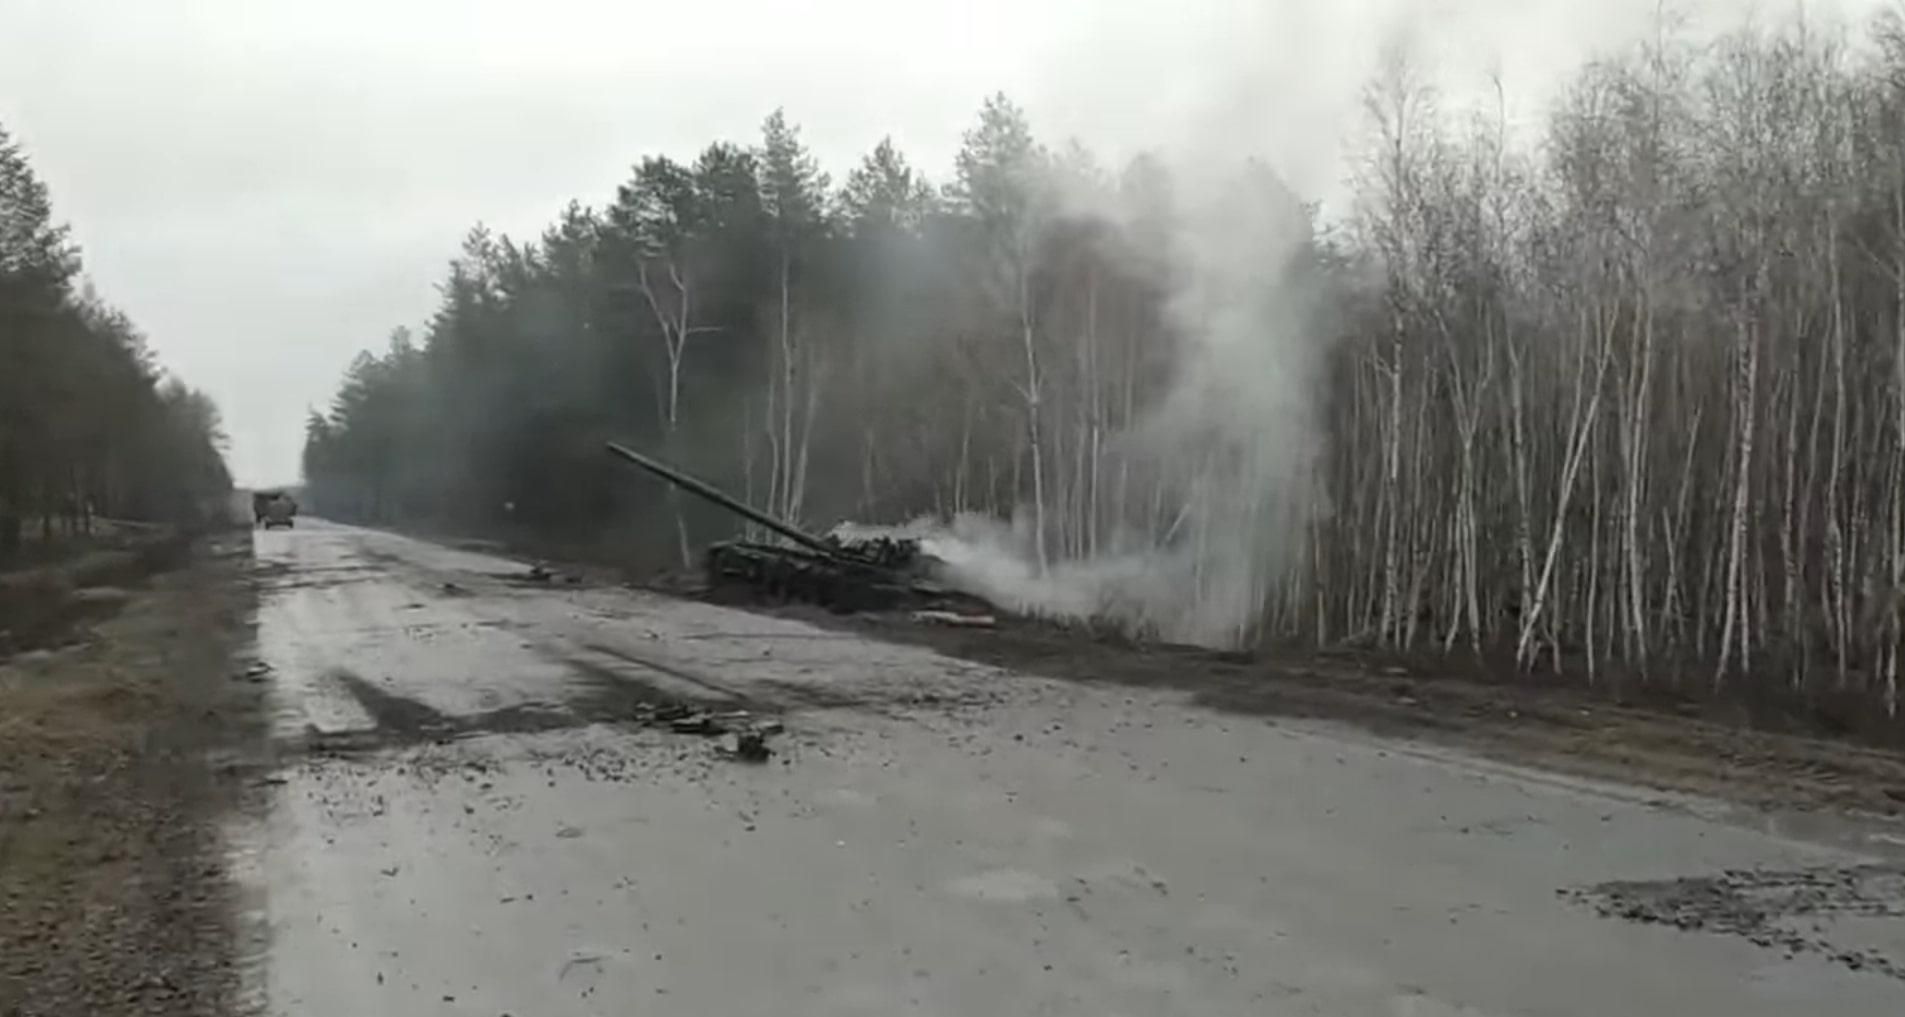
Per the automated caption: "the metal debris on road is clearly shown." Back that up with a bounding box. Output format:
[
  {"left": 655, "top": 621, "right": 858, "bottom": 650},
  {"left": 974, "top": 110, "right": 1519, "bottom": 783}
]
[
  {"left": 630, "top": 700, "right": 784, "bottom": 761},
  {"left": 727, "top": 729, "right": 772, "bottom": 763},
  {"left": 669, "top": 714, "right": 724, "bottom": 735},
  {"left": 910, "top": 610, "right": 997, "bottom": 628}
]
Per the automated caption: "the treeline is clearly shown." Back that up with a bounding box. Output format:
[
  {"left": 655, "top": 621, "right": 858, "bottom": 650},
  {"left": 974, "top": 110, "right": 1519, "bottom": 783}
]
[
  {"left": 307, "top": 13, "right": 1905, "bottom": 724},
  {"left": 0, "top": 124, "right": 231, "bottom": 557}
]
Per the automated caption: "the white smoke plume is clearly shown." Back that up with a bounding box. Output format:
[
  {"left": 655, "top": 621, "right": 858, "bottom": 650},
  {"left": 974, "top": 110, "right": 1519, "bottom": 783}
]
[
  {"left": 1112, "top": 159, "right": 1327, "bottom": 647},
  {"left": 838, "top": 156, "right": 1329, "bottom": 649}
]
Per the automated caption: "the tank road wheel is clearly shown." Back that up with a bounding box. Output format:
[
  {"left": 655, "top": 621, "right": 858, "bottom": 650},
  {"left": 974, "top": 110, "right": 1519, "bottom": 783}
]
[
  {"left": 791, "top": 568, "right": 819, "bottom": 606},
  {"left": 813, "top": 573, "right": 840, "bottom": 612},
  {"left": 823, "top": 575, "right": 861, "bottom": 614},
  {"left": 728, "top": 555, "right": 757, "bottom": 601}
]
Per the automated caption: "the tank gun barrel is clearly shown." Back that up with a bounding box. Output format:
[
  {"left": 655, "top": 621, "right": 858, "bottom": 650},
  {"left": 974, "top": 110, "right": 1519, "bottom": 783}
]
[{"left": 604, "top": 441, "right": 846, "bottom": 559}]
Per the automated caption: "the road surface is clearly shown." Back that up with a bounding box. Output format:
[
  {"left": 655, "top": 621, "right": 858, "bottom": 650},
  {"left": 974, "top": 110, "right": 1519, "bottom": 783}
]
[{"left": 231, "top": 520, "right": 1905, "bottom": 1015}]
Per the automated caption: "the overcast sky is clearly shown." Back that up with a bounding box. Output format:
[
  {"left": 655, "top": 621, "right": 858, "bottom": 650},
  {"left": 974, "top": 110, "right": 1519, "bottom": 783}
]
[{"left": 0, "top": 0, "right": 1888, "bottom": 486}]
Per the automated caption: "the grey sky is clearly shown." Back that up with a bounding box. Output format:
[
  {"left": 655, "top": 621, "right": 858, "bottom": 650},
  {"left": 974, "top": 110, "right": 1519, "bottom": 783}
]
[{"left": 0, "top": 0, "right": 1885, "bottom": 486}]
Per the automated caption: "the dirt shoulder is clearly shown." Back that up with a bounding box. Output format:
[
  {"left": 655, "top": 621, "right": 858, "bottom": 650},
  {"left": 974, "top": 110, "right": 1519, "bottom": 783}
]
[
  {"left": 776, "top": 608, "right": 1905, "bottom": 821},
  {"left": 0, "top": 532, "right": 261, "bottom": 1016}
]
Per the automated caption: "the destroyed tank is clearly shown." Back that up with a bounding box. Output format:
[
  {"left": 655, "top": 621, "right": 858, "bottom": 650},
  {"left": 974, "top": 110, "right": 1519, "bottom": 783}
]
[{"left": 605, "top": 442, "right": 983, "bottom": 614}]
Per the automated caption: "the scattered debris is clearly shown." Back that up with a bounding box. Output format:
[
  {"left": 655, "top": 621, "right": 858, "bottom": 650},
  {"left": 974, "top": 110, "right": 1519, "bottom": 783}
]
[
  {"left": 910, "top": 610, "right": 996, "bottom": 628},
  {"left": 727, "top": 729, "right": 772, "bottom": 763},
  {"left": 1564, "top": 864, "right": 1905, "bottom": 981},
  {"left": 559, "top": 952, "right": 606, "bottom": 980},
  {"left": 669, "top": 714, "right": 724, "bottom": 735},
  {"left": 636, "top": 701, "right": 703, "bottom": 723},
  {"left": 630, "top": 698, "right": 785, "bottom": 761}
]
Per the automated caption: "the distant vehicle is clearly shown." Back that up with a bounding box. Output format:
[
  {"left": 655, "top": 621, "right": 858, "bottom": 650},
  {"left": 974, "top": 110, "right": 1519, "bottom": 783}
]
[{"left": 254, "top": 491, "right": 297, "bottom": 529}]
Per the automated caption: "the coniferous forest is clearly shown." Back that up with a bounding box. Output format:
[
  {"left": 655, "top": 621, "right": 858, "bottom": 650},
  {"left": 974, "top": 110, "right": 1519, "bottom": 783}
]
[{"left": 1, "top": 126, "right": 231, "bottom": 558}]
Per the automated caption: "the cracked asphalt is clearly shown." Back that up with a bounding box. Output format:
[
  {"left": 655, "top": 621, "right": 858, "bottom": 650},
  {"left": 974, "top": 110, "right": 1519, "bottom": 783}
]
[{"left": 231, "top": 519, "right": 1905, "bottom": 1015}]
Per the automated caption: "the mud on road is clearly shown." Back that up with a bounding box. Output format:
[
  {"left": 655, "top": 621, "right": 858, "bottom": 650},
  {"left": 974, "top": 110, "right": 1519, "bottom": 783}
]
[
  {"left": 805, "top": 608, "right": 1905, "bottom": 820},
  {"left": 0, "top": 533, "right": 262, "bottom": 1017}
]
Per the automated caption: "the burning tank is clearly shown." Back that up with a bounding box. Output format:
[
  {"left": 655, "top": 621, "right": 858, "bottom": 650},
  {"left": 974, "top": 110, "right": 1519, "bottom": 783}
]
[{"left": 605, "top": 442, "right": 988, "bottom": 614}]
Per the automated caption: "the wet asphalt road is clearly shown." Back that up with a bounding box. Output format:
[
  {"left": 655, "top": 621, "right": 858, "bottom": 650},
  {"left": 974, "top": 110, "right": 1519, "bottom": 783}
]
[{"left": 233, "top": 520, "right": 1905, "bottom": 1015}]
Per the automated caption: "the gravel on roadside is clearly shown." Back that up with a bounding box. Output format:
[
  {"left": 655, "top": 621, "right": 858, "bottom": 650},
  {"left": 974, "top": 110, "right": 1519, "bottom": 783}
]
[{"left": 0, "top": 533, "right": 262, "bottom": 1017}]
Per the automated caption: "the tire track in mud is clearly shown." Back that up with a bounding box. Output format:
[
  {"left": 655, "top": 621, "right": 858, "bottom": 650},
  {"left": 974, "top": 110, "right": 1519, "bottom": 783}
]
[{"left": 578, "top": 641, "right": 754, "bottom": 703}]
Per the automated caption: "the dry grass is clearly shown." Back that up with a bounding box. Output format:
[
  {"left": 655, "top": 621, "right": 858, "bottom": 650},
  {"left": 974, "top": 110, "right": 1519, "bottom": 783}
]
[{"left": 0, "top": 663, "right": 163, "bottom": 756}]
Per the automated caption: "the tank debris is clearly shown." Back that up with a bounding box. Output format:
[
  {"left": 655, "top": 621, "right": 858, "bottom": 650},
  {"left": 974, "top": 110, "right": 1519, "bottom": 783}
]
[
  {"left": 631, "top": 701, "right": 781, "bottom": 761},
  {"left": 726, "top": 728, "right": 772, "bottom": 763},
  {"left": 605, "top": 442, "right": 995, "bottom": 616},
  {"left": 911, "top": 609, "right": 997, "bottom": 628},
  {"left": 668, "top": 713, "right": 726, "bottom": 735}
]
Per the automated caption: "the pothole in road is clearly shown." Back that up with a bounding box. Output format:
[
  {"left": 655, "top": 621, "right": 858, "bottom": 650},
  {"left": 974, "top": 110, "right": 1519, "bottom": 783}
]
[{"left": 1564, "top": 863, "right": 1905, "bottom": 980}]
